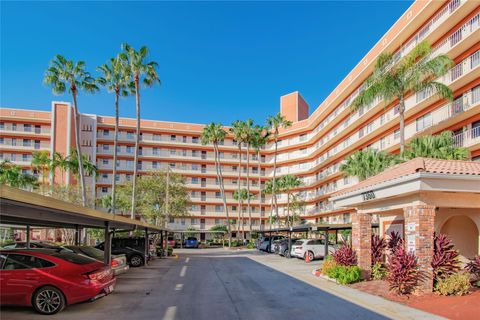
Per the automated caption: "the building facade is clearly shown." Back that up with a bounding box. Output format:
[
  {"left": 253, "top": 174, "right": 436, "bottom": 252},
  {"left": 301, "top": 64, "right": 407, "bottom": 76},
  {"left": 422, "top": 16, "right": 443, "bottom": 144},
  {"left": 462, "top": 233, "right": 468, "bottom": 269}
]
[{"left": 1, "top": 0, "right": 479, "bottom": 237}]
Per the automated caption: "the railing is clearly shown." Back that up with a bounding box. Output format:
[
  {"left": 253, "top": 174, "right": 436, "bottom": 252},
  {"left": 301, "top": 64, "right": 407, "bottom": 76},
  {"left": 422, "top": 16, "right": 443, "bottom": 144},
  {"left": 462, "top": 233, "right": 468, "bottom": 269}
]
[{"left": 453, "top": 126, "right": 480, "bottom": 148}]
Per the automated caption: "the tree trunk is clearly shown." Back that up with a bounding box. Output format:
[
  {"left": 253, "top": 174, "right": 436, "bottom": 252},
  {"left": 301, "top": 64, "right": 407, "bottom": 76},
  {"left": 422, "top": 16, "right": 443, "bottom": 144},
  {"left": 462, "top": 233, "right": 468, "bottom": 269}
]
[
  {"left": 399, "top": 97, "right": 406, "bottom": 154},
  {"left": 215, "top": 143, "right": 231, "bottom": 247},
  {"left": 246, "top": 142, "right": 251, "bottom": 241},
  {"left": 272, "top": 136, "right": 279, "bottom": 228},
  {"left": 257, "top": 150, "right": 262, "bottom": 232},
  {"left": 112, "top": 91, "right": 119, "bottom": 214},
  {"left": 71, "top": 91, "right": 87, "bottom": 207},
  {"left": 286, "top": 192, "right": 290, "bottom": 227},
  {"left": 237, "top": 144, "right": 242, "bottom": 240},
  {"left": 131, "top": 78, "right": 140, "bottom": 219}
]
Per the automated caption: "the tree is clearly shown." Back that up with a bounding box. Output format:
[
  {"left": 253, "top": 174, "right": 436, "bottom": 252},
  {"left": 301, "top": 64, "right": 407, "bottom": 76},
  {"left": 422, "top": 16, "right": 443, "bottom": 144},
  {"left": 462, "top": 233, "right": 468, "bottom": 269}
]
[
  {"left": 403, "top": 131, "right": 469, "bottom": 160},
  {"left": 242, "top": 119, "right": 255, "bottom": 238},
  {"left": 106, "top": 170, "right": 189, "bottom": 226},
  {"left": 31, "top": 150, "right": 51, "bottom": 186},
  {"left": 267, "top": 113, "right": 292, "bottom": 229},
  {"left": 230, "top": 120, "right": 246, "bottom": 240},
  {"left": 120, "top": 43, "right": 160, "bottom": 219},
  {"left": 279, "top": 175, "right": 302, "bottom": 227},
  {"left": 340, "top": 149, "right": 400, "bottom": 181},
  {"left": 201, "top": 123, "right": 231, "bottom": 247},
  {"left": 351, "top": 41, "right": 453, "bottom": 153},
  {"left": 286, "top": 194, "right": 305, "bottom": 226},
  {"left": 263, "top": 178, "right": 282, "bottom": 227},
  {"left": 251, "top": 125, "right": 270, "bottom": 231},
  {"left": 233, "top": 188, "right": 253, "bottom": 241},
  {"left": 44, "top": 55, "right": 99, "bottom": 206},
  {"left": 210, "top": 224, "right": 227, "bottom": 242},
  {"left": 97, "top": 55, "right": 131, "bottom": 214},
  {"left": 0, "top": 160, "right": 39, "bottom": 189}
]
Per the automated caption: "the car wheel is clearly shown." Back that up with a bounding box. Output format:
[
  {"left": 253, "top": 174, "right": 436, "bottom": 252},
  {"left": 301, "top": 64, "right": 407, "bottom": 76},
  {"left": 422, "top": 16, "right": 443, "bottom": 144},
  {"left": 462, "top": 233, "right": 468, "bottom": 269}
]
[
  {"left": 304, "top": 251, "right": 314, "bottom": 261},
  {"left": 130, "top": 255, "right": 144, "bottom": 267},
  {"left": 33, "top": 286, "right": 65, "bottom": 315}
]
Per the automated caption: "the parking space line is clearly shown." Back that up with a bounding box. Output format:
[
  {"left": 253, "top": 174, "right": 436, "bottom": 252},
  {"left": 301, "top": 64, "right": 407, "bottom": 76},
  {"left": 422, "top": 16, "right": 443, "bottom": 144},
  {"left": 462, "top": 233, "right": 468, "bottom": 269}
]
[
  {"left": 175, "top": 283, "right": 184, "bottom": 291},
  {"left": 180, "top": 265, "right": 187, "bottom": 277},
  {"left": 185, "top": 257, "right": 190, "bottom": 263},
  {"left": 162, "top": 306, "right": 177, "bottom": 320}
]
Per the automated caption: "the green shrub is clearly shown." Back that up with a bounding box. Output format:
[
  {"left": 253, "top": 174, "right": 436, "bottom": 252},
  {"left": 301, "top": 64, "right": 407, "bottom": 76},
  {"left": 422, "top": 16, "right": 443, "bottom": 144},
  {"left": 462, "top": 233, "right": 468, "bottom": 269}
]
[
  {"left": 435, "top": 273, "right": 470, "bottom": 296},
  {"left": 167, "top": 247, "right": 173, "bottom": 256},
  {"left": 246, "top": 242, "right": 255, "bottom": 249},
  {"left": 327, "top": 265, "right": 361, "bottom": 284},
  {"left": 372, "top": 262, "right": 388, "bottom": 280},
  {"left": 321, "top": 256, "right": 337, "bottom": 276}
]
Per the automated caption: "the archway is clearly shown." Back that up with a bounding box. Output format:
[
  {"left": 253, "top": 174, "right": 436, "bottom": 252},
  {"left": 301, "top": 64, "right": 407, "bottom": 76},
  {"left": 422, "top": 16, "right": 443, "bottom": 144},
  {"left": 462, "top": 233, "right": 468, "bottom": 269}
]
[{"left": 440, "top": 215, "right": 479, "bottom": 258}]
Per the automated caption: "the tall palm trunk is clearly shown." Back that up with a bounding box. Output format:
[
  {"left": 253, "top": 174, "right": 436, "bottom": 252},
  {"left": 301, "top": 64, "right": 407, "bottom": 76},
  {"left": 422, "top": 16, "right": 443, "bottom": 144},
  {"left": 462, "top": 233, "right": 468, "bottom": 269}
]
[
  {"left": 71, "top": 90, "right": 87, "bottom": 207},
  {"left": 286, "top": 192, "right": 290, "bottom": 227},
  {"left": 131, "top": 78, "right": 140, "bottom": 219},
  {"left": 236, "top": 144, "right": 242, "bottom": 240},
  {"left": 111, "top": 90, "right": 119, "bottom": 214},
  {"left": 399, "top": 96, "right": 406, "bottom": 154},
  {"left": 215, "top": 143, "right": 231, "bottom": 247},
  {"left": 271, "top": 136, "right": 279, "bottom": 229},
  {"left": 246, "top": 142, "right": 251, "bottom": 241},
  {"left": 257, "top": 150, "right": 262, "bottom": 231}
]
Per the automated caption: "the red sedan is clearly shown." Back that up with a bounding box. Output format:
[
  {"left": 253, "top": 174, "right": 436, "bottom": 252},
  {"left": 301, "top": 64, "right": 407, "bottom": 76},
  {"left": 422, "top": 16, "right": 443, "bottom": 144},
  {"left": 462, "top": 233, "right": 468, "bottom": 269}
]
[{"left": 0, "top": 249, "right": 116, "bottom": 314}]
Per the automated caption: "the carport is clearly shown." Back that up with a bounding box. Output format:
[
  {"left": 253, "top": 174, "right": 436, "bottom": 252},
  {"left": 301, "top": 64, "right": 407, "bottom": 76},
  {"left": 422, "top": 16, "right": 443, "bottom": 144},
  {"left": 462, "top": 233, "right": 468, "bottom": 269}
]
[
  {"left": 0, "top": 185, "right": 166, "bottom": 265},
  {"left": 171, "top": 230, "right": 227, "bottom": 248}
]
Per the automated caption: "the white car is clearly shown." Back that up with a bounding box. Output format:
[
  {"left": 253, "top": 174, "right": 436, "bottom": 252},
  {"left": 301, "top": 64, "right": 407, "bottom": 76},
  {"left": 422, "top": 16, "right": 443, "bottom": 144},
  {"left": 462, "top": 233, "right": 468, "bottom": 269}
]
[
  {"left": 258, "top": 236, "right": 285, "bottom": 252},
  {"left": 290, "top": 238, "right": 336, "bottom": 260}
]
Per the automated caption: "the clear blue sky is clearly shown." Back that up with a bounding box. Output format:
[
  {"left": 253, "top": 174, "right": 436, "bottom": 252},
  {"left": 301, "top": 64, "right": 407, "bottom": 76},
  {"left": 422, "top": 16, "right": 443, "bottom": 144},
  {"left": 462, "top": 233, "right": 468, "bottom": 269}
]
[{"left": 1, "top": 1, "right": 413, "bottom": 125}]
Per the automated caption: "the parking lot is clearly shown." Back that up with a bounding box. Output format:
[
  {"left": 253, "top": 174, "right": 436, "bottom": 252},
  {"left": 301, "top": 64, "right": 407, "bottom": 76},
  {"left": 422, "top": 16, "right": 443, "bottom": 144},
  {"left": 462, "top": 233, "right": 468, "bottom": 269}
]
[{"left": 1, "top": 247, "right": 399, "bottom": 320}]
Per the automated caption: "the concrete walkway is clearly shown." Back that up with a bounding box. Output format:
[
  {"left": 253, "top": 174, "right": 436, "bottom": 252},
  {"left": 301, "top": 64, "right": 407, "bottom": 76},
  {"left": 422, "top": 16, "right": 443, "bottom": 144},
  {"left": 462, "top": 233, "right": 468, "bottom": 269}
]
[{"left": 1, "top": 248, "right": 444, "bottom": 320}]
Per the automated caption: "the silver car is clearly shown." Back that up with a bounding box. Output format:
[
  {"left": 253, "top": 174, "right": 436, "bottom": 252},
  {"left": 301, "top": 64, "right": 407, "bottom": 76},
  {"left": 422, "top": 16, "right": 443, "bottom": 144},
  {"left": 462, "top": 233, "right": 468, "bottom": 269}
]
[
  {"left": 290, "top": 239, "right": 336, "bottom": 260},
  {"left": 258, "top": 236, "right": 285, "bottom": 252}
]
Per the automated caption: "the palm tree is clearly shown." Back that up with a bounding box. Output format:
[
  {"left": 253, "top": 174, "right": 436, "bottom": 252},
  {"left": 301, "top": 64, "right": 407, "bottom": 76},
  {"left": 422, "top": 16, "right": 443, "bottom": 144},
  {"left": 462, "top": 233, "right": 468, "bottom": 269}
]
[
  {"left": 340, "top": 149, "right": 400, "bottom": 181},
  {"left": 279, "top": 175, "right": 302, "bottom": 227},
  {"left": 263, "top": 178, "right": 281, "bottom": 227},
  {"left": 31, "top": 150, "right": 50, "bottom": 187},
  {"left": 97, "top": 55, "right": 131, "bottom": 214},
  {"left": 242, "top": 119, "right": 255, "bottom": 238},
  {"left": 201, "top": 123, "right": 231, "bottom": 247},
  {"left": 230, "top": 120, "right": 246, "bottom": 240},
  {"left": 251, "top": 125, "right": 270, "bottom": 230},
  {"left": 120, "top": 43, "right": 160, "bottom": 219},
  {"left": 351, "top": 41, "right": 453, "bottom": 153},
  {"left": 403, "top": 131, "right": 469, "bottom": 160},
  {"left": 44, "top": 55, "right": 99, "bottom": 206},
  {"left": 233, "top": 188, "right": 253, "bottom": 242},
  {"left": 267, "top": 113, "right": 292, "bottom": 229},
  {"left": 0, "top": 160, "right": 39, "bottom": 189}
]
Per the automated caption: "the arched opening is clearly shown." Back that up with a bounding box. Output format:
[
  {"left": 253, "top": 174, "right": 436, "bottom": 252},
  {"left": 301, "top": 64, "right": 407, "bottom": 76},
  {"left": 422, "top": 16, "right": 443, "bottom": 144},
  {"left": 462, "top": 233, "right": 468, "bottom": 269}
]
[{"left": 440, "top": 215, "right": 479, "bottom": 258}]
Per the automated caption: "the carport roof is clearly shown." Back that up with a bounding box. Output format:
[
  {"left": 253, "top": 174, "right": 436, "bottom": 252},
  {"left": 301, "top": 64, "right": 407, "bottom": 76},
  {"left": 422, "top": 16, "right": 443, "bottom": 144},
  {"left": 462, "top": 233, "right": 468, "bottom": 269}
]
[{"left": 0, "top": 185, "right": 166, "bottom": 231}]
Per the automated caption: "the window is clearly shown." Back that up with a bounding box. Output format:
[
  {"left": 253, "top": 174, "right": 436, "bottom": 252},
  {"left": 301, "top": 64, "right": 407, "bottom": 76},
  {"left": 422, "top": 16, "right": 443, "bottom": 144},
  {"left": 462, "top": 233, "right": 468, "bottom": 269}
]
[
  {"left": 12, "top": 123, "right": 17, "bottom": 131},
  {"left": 102, "top": 187, "right": 108, "bottom": 193},
  {"left": 182, "top": 136, "right": 187, "bottom": 143},
  {"left": 49, "top": 251, "right": 95, "bottom": 265},
  {"left": 215, "top": 219, "right": 220, "bottom": 225},
  {"left": 24, "top": 124, "right": 32, "bottom": 132},
  {"left": 35, "top": 125, "right": 41, "bottom": 134},
  {"left": 102, "top": 159, "right": 109, "bottom": 165},
  {"left": 126, "top": 146, "right": 133, "bottom": 153},
  {"left": 215, "top": 192, "right": 221, "bottom": 199},
  {"left": 394, "top": 129, "right": 400, "bottom": 140},
  {"left": 191, "top": 177, "right": 199, "bottom": 184},
  {"left": 153, "top": 147, "right": 160, "bottom": 155},
  {"left": 170, "top": 135, "right": 176, "bottom": 141},
  {"left": 170, "top": 149, "right": 176, "bottom": 155},
  {"left": 191, "top": 219, "right": 198, "bottom": 225},
  {"left": 192, "top": 137, "right": 199, "bottom": 143},
  {"left": 103, "top": 144, "right": 109, "bottom": 151},
  {"left": 23, "top": 139, "right": 31, "bottom": 147},
  {"left": 215, "top": 205, "right": 222, "bottom": 212},
  {"left": 181, "top": 218, "right": 185, "bottom": 225},
  {"left": 169, "top": 163, "right": 176, "bottom": 168},
  {"left": 127, "top": 160, "right": 134, "bottom": 168},
  {"left": 0, "top": 138, "right": 3, "bottom": 144},
  {"left": 115, "top": 174, "right": 120, "bottom": 182},
  {"left": 416, "top": 113, "right": 432, "bottom": 132},
  {"left": 152, "top": 161, "right": 159, "bottom": 169},
  {"left": 0, "top": 122, "right": 4, "bottom": 129},
  {"left": 102, "top": 173, "right": 108, "bottom": 179},
  {"left": 34, "top": 140, "right": 40, "bottom": 149},
  {"left": 127, "top": 132, "right": 134, "bottom": 139},
  {"left": 153, "top": 134, "right": 160, "bottom": 141},
  {"left": 103, "top": 129, "right": 109, "bottom": 136},
  {"left": 192, "top": 164, "right": 199, "bottom": 171},
  {"left": 126, "top": 174, "right": 132, "bottom": 181},
  {"left": 3, "top": 254, "right": 55, "bottom": 270},
  {"left": 22, "top": 154, "right": 28, "bottom": 162}
]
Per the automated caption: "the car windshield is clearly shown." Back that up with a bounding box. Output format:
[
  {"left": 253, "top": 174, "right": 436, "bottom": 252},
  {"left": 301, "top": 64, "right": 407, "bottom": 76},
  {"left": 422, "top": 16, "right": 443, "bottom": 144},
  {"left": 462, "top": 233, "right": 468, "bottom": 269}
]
[
  {"left": 50, "top": 251, "right": 98, "bottom": 265},
  {"left": 187, "top": 237, "right": 197, "bottom": 241},
  {"left": 293, "top": 240, "right": 304, "bottom": 245},
  {"left": 71, "top": 246, "right": 104, "bottom": 260}
]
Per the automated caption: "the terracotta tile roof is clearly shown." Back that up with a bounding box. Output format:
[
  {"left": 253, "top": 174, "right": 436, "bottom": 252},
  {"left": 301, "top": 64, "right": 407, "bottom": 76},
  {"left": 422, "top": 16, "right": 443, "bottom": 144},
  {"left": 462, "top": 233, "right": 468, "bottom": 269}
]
[{"left": 333, "top": 158, "right": 480, "bottom": 197}]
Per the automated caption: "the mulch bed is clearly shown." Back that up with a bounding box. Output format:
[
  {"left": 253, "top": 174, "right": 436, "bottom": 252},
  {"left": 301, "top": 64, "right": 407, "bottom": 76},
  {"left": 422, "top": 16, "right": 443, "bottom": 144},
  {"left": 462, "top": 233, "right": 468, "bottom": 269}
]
[{"left": 349, "top": 279, "right": 480, "bottom": 320}]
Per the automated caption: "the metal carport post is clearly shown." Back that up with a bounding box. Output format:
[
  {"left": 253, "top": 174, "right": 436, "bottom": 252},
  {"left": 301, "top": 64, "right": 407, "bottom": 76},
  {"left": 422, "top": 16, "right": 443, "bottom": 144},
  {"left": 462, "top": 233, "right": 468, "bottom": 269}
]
[
  {"left": 104, "top": 221, "right": 111, "bottom": 265},
  {"left": 145, "top": 228, "right": 149, "bottom": 265},
  {"left": 287, "top": 227, "right": 292, "bottom": 258},
  {"left": 324, "top": 229, "right": 329, "bottom": 258}
]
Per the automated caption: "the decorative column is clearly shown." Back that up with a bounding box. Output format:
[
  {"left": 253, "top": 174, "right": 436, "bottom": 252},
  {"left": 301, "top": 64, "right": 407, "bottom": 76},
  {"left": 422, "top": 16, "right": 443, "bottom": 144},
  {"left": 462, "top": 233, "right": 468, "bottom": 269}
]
[
  {"left": 352, "top": 211, "right": 372, "bottom": 278},
  {"left": 403, "top": 205, "right": 435, "bottom": 293}
]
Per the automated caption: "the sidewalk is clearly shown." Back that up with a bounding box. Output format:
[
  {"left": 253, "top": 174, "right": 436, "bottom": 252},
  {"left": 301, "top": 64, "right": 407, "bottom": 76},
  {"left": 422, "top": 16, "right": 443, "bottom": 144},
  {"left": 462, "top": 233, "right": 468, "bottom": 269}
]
[{"left": 246, "top": 251, "right": 445, "bottom": 320}]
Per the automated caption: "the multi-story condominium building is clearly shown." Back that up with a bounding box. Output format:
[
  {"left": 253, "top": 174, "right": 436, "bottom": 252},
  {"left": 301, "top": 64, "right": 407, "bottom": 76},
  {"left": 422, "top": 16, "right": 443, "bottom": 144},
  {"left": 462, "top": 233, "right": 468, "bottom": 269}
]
[{"left": 1, "top": 0, "right": 479, "bottom": 238}]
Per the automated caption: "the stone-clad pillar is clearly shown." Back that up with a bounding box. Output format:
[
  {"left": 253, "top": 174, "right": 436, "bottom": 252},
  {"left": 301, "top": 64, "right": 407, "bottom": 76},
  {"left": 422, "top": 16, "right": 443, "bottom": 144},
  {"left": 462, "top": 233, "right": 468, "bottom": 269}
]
[
  {"left": 403, "top": 205, "right": 436, "bottom": 293},
  {"left": 352, "top": 211, "right": 372, "bottom": 278}
]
